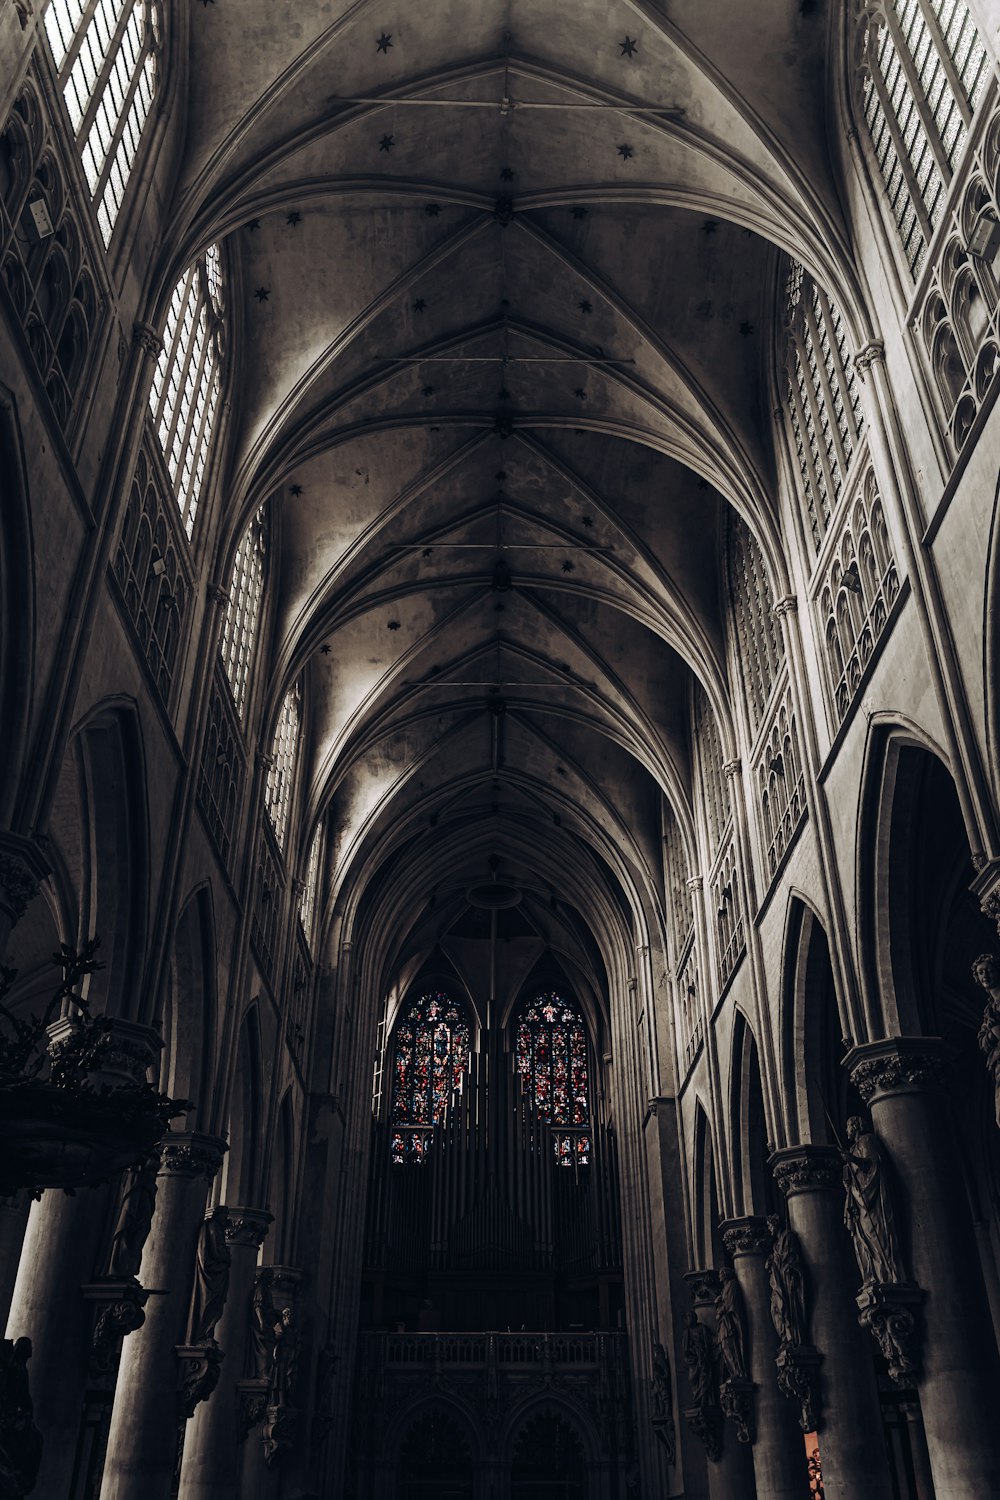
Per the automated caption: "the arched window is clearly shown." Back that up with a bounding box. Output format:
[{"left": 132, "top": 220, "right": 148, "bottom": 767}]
[
  {"left": 148, "top": 243, "right": 224, "bottom": 536},
  {"left": 783, "top": 260, "right": 865, "bottom": 552},
  {"left": 511, "top": 1411, "right": 588, "bottom": 1499},
  {"left": 264, "top": 682, "right": 301, "bottom": 852},
  {"left": 44, "top": 0, "right": 161, "bottom": 246},
  {"left": 396, "top": 1411, "right": 474, "bottom": 1500},
  {"left": 220, "top": 504, "right": 267, "bottom": 719},
  {"left": 854, "top": 0, "right": 989, "bottom": 277},
  {"left": 727, "top": 515, "right": 785, "bottom": 730},
  {"left": 298, "top": 821, "right": 322, "bottom": 947},
  {"left": 390, "top": 992, "right": 470, "bottom": 1164},
  {"left": 515, "top": 993, "right": 590, "bottom": 1165}
]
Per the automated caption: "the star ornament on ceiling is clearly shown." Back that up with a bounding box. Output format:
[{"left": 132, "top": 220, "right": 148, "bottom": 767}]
[
  {"left": 617, "top": 142, "right": 634, "bottom": 159},
  {"left": 289, "top": 483, "right": 303, "bottom": 496},
  {"left": 376, "top": 32, "right": 392, "bottom": 52},
  {"left": 413, "top": 297, "right": 426, "bottom": 312},
  {"left": 254, "top": 286, "right": 270, "bottom": 302},
  {"left": 379, "top": 133, "right": 394, "bottom": 152},
  {"left": 619, "top": 36, "right": 638, "bottom": 57}
]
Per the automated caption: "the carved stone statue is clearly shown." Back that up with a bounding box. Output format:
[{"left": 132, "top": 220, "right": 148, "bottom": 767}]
[
  {"left": 108, "top": 1154, "right": 159, "bottom": 1279},
  {"left": 841, "top": 1116, "right": 904, "bottom": 1286},
  {"left": 973, "top": 953, "right": 1000, "bottom": 1125},
  {"left": 651, "top": 1340, "right": 673, "bottom": 1421},
  {"left": 270, "top": 1305, "right": 299, "bottom": 1405},
  {"left": 187, "top": 1211, "right": 231, "bottom": 1344},
  {"left": 249, "top": 1270, "right": 276, "bottom": 1381},
  {"left": 0, "top": 1337, "right": 42, "bottom": 1499},
  {"left": 765, "top": 1214, "right": 807, "bottom": 1348},
  {"left": 714, "top": 1268, "right": 747, "bottom": 1382},
  {"left": 681, "top": 1311, "right": 715, "bottom": 1410}
]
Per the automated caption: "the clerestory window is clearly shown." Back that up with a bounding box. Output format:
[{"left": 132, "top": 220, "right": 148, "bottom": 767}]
[
  {"left": 148, "top": 244, "right": 224, "bottom": 536},
  {"left": 264, "top": 683, "right": 301, "bottom": 853},
  {"left": 390, "top": 992, "right": 470, "bottom": 1164},
  {"left": 44, "top": 0, "right": 161, "bottom": 246},
  {"left": 515, "top": 993, "right": 591, "bottom": 1165},
  {"left": 298, "top": 821, "right": 323, "bottom": 948},
  {"left": 219, "top": 505, "right": 267, "bottom": 719}
]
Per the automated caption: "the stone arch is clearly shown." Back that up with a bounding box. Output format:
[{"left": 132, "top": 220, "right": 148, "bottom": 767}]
[
  {"left": 224, "top": 1002, "right": 264, "bottom": 1208},
  {"left": 728, "top": 1011, "right": 776, "bottom": 1218},
  {"left": 780, "top": 896, "right": 856, "bottom": 1145},
  {"left": 386, "top": 1396, "right": 479, "bottom": 1500},
  {"left": 160, "top": 885, "right": 217, "bottom": 1129},
  {"left": 266, "top": 1087, "right": 297, "bottom": 1263},
  {"left": 692, "top": 1101, "right": 724, "bottom": 1267},
  {"left": 0, "top": 386, "right": 35, "bottom": 828},
  {"left": 507, "top": 1399, "right": 597, "bottom": 1497}
]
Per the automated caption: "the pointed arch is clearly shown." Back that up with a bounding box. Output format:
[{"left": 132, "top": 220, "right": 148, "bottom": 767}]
[
  {"left": 0, "top": 388, "right": 35, "bottom": 827},
  {"left": 160, "top": 885, "right": 217, "bottom": 1127},
  {"left": 225, "top": 1002, "right": 264, "bottom": 1207},
  {"left": 691, "top": 1102, "right": 724, "bottom": 1267},
  {"left": 780, "top": 896, "right": 852, "bottom": 1145},
  {"left": 728, "top": 1011, "right": 775, "bottom": 1218},
  {"left": 267, "top": 1087, "right": 297, "bottom": 1262}
]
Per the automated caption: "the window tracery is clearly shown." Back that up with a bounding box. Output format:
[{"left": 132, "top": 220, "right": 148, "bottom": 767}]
[
  {"left": 390, "top": 992, "right": 470, "bottom": 1164},
  {"left": 44, "top": 0, "right": 161, "bottom": 246},
  {"left": 197, "top": 673, "right": 245, "bottom": 870},
  {"left": 853, "top": 0, "right": 988, "bottom": 277},
  {"left": 662, "top": 802, "right": 693, "bottom": 954},
  {"left": 694, "top": 685, "right": 730, "bottom": 857},
  {"left": 148, "top": 246, "right": 224, "bottom": 536},
  {"left": 727, "top": 516, "right": 785, "bottom": 728},
  {"left": 113, "top": 436, "right": 189, "bottom": 703},
  {"left": 220, "top": 505, "right": 267, "bottom": 720},
  {"left": 783, "top": 262, "right": 865, "bottom": 552},
  {"left": 755, "top": 685, "right": 806, "bottom": 879},
  {"left": 516, "top": 994, "right": 591, "bottom": 1165},
  {"left": 713, "top": 842, "right": 745, "bottom": 989},
  {"left": 264, "top": 683, "right": 301, "bottom": 853},
  {"left": 298, "top": 821, "right": 322, "bottom": 947},
  {"left": 0, "top": 81, "right": 99, "bottom": 430}
]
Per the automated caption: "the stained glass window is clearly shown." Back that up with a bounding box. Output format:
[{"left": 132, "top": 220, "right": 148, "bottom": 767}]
[
  {"left": 45, "top": 0, "right": 160, "bottom": 246},
  {"left": 220, "top": 504, "right": 267, "bottom": 719},
  {"left": 264, "top": 682, "right": 301, "bottom": 852},
  {"left": 390, "top": 992, "right": 470, "bottom": 1163},
  {"left": 516, "top": 993, "right": 591, "bottom": 1165},
  {"left": 148, "top": 246, "right": 224, "bottom": 536}
]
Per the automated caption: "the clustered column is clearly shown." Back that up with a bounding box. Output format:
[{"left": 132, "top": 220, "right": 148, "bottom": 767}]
[{"left": 99, "top": 1132, "right": 227, "bottom": 1500}]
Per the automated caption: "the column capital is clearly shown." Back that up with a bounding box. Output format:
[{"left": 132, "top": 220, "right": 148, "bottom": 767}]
[
  {"left": 721, "top": 1215, "right": 772, "bottom": 1257},
  {"left": 223, "top": 1205, "right": 273, "bottom": 1248},
  {"left": 843, "top": 1036, "right": 950, "bottom": 1103},
  {"left": 683, "top": 1268, "right": 720, "bottom": 1307},
  {"left": 852, "top": 339, "right": 885, "bottom": 378},
  {"left": 773, "top": 594, "right": 798, "bottom": 617},
  {"left": 0, "top": 832, "right": 49, "bottom": 926},
  {"left": 971, "top": 858, "right": 1000, "bottom": 935},
  {"left": 132, "top": 321, "right": 163, "bottom": 358},
  {"left": 769, "top": 1144, "right": 842, "bottom": 1197},
  {"left": 158, "top": 1132, "right": 228, "bottom": 1181},
  {"left": 722, "top": 758, "right": 741, "bottom": 779},
  {"left": 685, "top": 875, "right": 703, "bottom": 892}
]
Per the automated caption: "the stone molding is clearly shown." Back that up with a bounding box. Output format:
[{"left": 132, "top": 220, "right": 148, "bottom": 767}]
[
  {"left": 132, "top": 321, "right": 162, "bottom": 357},
  {"left": 176, "top": 1340, "right": 224, "bottom": 1419},
  {"left": 158, "top": 1132, "right": 228, "bottom": 1181},
  {"left": 844, "top": 1037, "right": 950, "bottom": 1102},
  {"left": 773, "top": 594, "right": 797, "bottom": 617},
  {"left": 223, "top": 1205, "right": 273, "bottom": 1248},
  {"left": 683, "top": 1404, "right": 722, "bottom": 1462},
  {"left": 721, "top": 1216, "right": 771, "bottom": 1257},
  {"left": 685, "top": 876, "right": 703, "bottom": 892},
  {"left": 722, "top": 759, "right": 741, "bottom": 779},
  {"left": 769, "top": 1144, "right": 842, "bottom": 1197},
  {"left": 853, "top": 339, "right": 885, "bottom": 377},
  {"left": 856, "top": 1282, "right": 924, "bottom": 1385}
]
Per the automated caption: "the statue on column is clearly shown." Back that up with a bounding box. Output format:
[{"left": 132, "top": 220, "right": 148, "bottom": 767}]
[
  {"left": 681, "top": 1310, "right": 721, "bottom": 1461},
  {"left": 765, "top": 1214, "right": 807, "bottom": 1348},
  {"left": 0, "top": 1336, "right": 42, "bottom": 1499},
  {"left": 270, "top": 1305, "right": 299, "bottom": 1405},
  {"left": 187, "top": 1211, "right": 231, "bottom": 1344},
  {"left": 650, "top": 1340, "right": 676, "bottom": 1462},
  {"left": 108, "top": 1153, "right": 159, "bottom": 1279},
  {"left": 841, "top": 1116, "right": 904, "bottom": 1286},
  {"left": 973, "top": 953, "right": 1000, "bottom": 1125},
  {"left": 714, "top": 1268, "right": 747, "bottom": 1382},
  {"left": 249, "top": 1269, "right": 276, "bottom": 1381}
]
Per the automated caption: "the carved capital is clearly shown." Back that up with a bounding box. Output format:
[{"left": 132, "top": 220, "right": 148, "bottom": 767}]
[
  {"left": 223, "top": 1205, "right": 273, "bottom": 1249},
  {"left": 722, "top": 759, "right": 741, "bottom": 779},
  {"left": 972, "top": 861, "right": 1000, "bottom": 938},
  {"left": 721, "top": 1215, "right": 771, "bottom": 1257},
  {"left": 775, "top": 1342, "right": 821, "bottom": 1433},
  {"left": 683, "top": 1405, "right": 722, "bottom": 1463},
  {"left": 856, "top": 1282, "right": 924, "bottom": 1385},
  {"left": 686, "top": 876, "right": 703, "bottom": 892},
  {"left": 262, "top": 1401, "right": 299, "bottom": 1467},
  {"left": 132, "top": 321, "right": 163, "bottom": 358},
  {"left": 852, "top": 339, "right": 885, "bottom": 378},
  {"left": 0, "top": 834, "right": 49, "bottom": 926},
  {"left": 206, "top": 583, "right": 230, "bottom": 607},
  {"left": 770, "top": 1144, "right": 842, "bottom": 1197},
  {"left": 47, "top": 1016, "right": 163, "bottom": 1087},
  {"left": 844, "top": 1037, "right": 950, "bottom": 1103},
  {"left": 83, "top": 1278, "right": 149, "bottom": 1379},
  {"left": 158, "top": 1132, "right": 228, "bottom": 1181},
  {"left": 683, "top": 1268, "right": 720, "bottom": 1307},
  {"left": 773, "top": 594, "right": 797, "bottom": 617},
  {"left": 237, "top": 1377, "right": 270, "bottom": 1439},
  {"left": 176, "top": 1340, "right": 225, "bottom": 1419},
  {"left": 718, "top": 1375, "right": 754, "bottom": 1444}
]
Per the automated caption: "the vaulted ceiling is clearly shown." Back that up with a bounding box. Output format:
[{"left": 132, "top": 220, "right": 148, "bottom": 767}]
[{"left": 170, "top": 1, "right": 846, "bottom": 956}]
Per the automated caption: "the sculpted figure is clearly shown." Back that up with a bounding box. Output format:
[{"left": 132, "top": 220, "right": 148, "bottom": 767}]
[
  {"left": 651, "top": 1340, "right": 672, "bottom": 1420},
  {"left": 715, "top": 1268, "right": 747, "bottom": 1382},
  {"left": 681, "top": 1311, "right": 715, "bottom": 1411},
  {"left": 270, "top": 1305, "right": 299, "bottom": 1405},
  {"left": 842, "top": 1116, "right": 904, "bottom": 1286},
  {"left": 188, "top": 1212, "right": 231, "bottom": 1344},
  {"left": 250, "top": 1270, "right": 276, "bottom": 1381},
  {"left": 0, "top": 1337, "right": 42, "bottom": 1499},
  {"left": 108, "top": 1154, "right": 159, "bottom": 1279},
  {"left": 973, "top": 953, "right": 1000, "bottom": 1126},
  {"left": 766, "top": 1214, "right": 807, "bottom": 1348}
]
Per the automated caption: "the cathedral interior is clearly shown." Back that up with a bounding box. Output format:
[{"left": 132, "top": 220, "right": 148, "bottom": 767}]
[{"left": 3, "top": 0, "right": 1000, "bottom": 1497}]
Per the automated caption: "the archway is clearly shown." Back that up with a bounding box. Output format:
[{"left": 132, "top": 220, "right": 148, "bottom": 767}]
[
  {"left": 509, "top": 1409, "right": 588, "bottom": 1499},
  {"left": 395, "top": 1408, "right": 474, "bottom": 1500}
]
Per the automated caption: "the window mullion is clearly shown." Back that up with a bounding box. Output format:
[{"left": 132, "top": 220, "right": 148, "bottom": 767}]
[
  {"left": 879, "top": 3, "right": 954, "bottom": 180},
  {"left": 794, "top": 332, "right": 840, "bottom": 510},
  {"left": 91, "top": 23, "right": 146, "bottom": 205},
  {"left": 915, "top": 0, "right": 974, "bottom": 125},
  {"left": 816, "top": 288, "right": 862, "bottom": 448},
  {"left": 46, "top": 0, "right": 100, "bottom": 79},
  {"left": 802, "top": 298, "right": 850, "bottom": 478},
  {"left": 162, "top": 279, "right": 202, "bottom": 462},
  {"left": 72, "top": 2, "right": 131, "bottom": 144}
]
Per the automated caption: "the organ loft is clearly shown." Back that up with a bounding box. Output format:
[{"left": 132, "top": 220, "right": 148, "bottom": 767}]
[{"left": 1, "top": 0, "right": 1000, "bottom": 1496}]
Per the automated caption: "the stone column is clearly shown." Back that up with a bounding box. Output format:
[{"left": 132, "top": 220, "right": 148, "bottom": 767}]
[
  {"left": 721, "top": 1220, "right": 807, "bottom": 1500},
  {"left": 845, "top": 1037, "right": 1000, "bottom": 1500},
  {"left": 99, "top": 1132, "right": 227, "bottom": 1500},
  {"left": 0, "top": 1192, "right": 29, "bottom": 1328},
  {"left": 5, "top": 1181, "right": 117, "bottom": 1497},
  {"left": 770, "top": 1145, "right": 894, "bottom": 1500},
  {"left": 177, "top": 1207, "right": 272, "bottom": 1500},
  {"left": 682, "top": 1271, "right": 757, "bottom": 1500}
]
